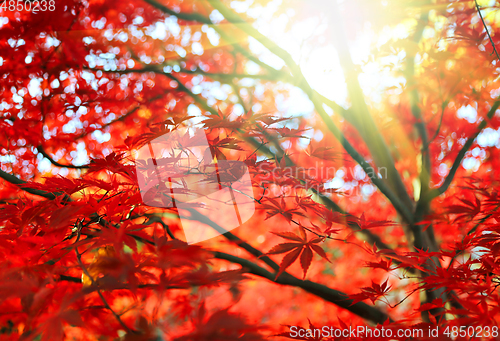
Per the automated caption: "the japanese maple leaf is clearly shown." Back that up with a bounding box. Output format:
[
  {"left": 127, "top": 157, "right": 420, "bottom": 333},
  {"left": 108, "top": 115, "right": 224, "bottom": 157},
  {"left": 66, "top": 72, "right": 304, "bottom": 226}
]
[
  {"left": 260, "top": 197, "right": 306, "bottom": 222},
  {"left": 447, "top": 196, "right": 482, "bottom": 222},
  {"left": 269, "top": 126, "right": 309, "bottom": 139},
  {"left": 349, "top": 278, "right": 392, "bottom": 305},
  {"left": 267, "top": 227, "right": 330, "bottom": 279},
  {"left": 305, "top": 144, "right": 344, "bottom": 161},
  {"left": 22, "top": 175, "right": 88, "bottom": 194},
  {"left": 294, "top": 195, "right": 321, "bottom": 213},
  {"left": 365, "top": 259, "right": 395, "bottom": 272},
  {"left": 209, "top": 136, "right": 243, "bottom": 151},
  {"left": 417, "top": 298, "right": 445, "bottom": 313},
  {"left": 376, "top": 249, "right": 427, "bottom": 272},
  {"left": 87, "top": 152, "right": 129, "bottom": 175},
  {"left": 150, "top": 114, "right": 195, "bottom": 129},
  {"left": 202, "top": 108, "right": 245, "bottom": 130}
]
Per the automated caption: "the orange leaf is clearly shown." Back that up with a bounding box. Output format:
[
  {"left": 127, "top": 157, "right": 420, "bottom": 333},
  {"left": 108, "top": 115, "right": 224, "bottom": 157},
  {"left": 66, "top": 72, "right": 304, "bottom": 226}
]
[
  {"left": 81, "top": 245, "right": 117, "bottom": 288},
  {"left": 310, "top": 244, "right": 331, "bottom": 263},
  {"left": 271, "top": 231, "right": 305, "bottom": 242},
  {"left": 300, "top": 246, "right": 313, "bottom": 279},
  {"left": 267, "top": 242, "right": 302, "bottom": 255}
]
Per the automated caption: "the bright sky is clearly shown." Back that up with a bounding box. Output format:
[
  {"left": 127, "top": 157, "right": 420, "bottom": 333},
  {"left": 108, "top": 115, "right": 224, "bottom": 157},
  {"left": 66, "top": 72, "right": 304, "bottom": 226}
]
[{"left": 234, "top": 0, "right": 409, "bottom": 109}]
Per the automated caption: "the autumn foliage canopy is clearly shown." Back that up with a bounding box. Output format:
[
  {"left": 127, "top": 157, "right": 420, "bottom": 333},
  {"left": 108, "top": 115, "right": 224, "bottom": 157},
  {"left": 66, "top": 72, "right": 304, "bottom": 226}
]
[{"left": 2, "top": 0, "right": 500, "bottom": 339}]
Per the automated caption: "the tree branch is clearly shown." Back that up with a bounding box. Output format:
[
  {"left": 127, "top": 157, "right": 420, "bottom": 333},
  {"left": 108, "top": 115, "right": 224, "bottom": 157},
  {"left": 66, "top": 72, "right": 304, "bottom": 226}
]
[
  {"left": 36, "top": 145, "right": 90, "bottom": 169},
  {"left": 426, "top": 99, "right": 500, "bottom": 201},
  {"left": 214, "top": 251, "right": 392, "bottom": 324},
  {"left": 475, "top": 0, "right": 500, "bottom": 62},
  {"left": 402, "top": 10, "right": 448, "bottom": 322},
  {"left": 0, "top": 168, "right": 63, "bottom": 200}
]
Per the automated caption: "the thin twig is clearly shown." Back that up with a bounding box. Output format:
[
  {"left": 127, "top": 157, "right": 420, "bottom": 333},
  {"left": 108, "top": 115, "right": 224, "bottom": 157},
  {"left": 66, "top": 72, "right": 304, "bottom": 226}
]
[
  {"left": 73, "top": 220, "right": 137, "bottom": 334},
  {"left": 426, "top": 98, "right": 500, "bottom": 201},
  {"left": 475, "top": 0, "right": 500, "bottom": 62},
  {"left": 36, "top": 145, "right": 90, "bottom": 169}
]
